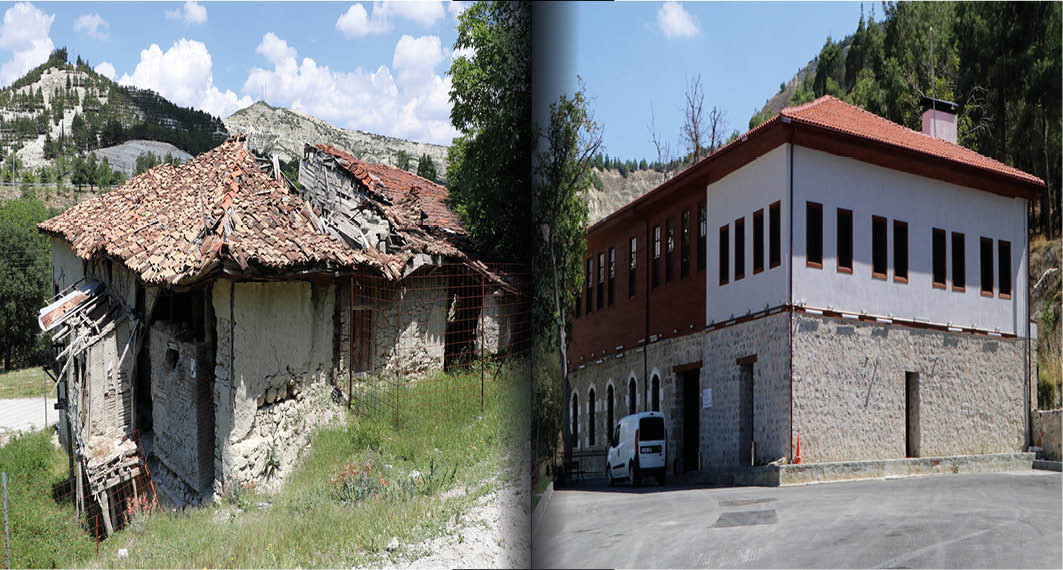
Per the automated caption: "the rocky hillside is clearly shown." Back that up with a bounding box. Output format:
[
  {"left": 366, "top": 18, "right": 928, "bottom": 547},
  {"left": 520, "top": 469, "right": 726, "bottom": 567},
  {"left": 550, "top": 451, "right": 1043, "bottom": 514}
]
[
  {"left": 1, "top": 48, "right": 225, "bottom": 170},
  {"left": 223, "top": 101, "right": 449, "bottom": 175},
  {"left": 586, "top": 167, "right": 665, "bottom": 226},
  {"left": 94, "top": 140, "right": 191, "bottom": 176}
]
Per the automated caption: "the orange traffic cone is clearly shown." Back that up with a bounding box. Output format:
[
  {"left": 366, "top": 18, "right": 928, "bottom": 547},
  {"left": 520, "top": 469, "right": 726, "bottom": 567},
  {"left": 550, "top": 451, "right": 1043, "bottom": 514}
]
[{"left": 795, "top": 434, "right": 802, "bottom": 464}]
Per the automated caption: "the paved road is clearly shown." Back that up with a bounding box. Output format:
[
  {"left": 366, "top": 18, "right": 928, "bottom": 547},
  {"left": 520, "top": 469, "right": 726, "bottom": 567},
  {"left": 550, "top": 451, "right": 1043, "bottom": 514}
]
[
  {"left": 0, "top": 397, "right": 58, "bottom": 444},
  {"left": 532, "top": 471, "right": 1063, "bottom": 568}
]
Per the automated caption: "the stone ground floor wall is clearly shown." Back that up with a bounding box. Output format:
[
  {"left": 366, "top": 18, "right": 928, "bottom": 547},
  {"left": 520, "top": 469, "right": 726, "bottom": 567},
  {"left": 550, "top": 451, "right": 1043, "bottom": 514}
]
[
  {"left": 1032, "top": 409, "right": 1061, "bottom": 461},
  {"left": 791, "top": 313, "right": 1027, "bottom": 463},
  {"left": 212, "top": 279, "right": 336, "bottom": 496},
  {"left": 566, "top": 310, "right": 791, "bottom": 475}
]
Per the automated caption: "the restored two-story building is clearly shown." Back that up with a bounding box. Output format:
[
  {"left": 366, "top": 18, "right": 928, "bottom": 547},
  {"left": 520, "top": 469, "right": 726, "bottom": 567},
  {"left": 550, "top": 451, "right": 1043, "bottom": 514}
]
[{"left": 568, "top": 95, "right": 1043, "bottom": 475}]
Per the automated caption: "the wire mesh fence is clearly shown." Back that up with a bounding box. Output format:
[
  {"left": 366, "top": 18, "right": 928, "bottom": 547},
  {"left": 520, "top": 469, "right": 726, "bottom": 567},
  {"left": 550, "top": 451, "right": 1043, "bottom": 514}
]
[{"left": 340, "top": 262, "right": 531, "bottom": 429}]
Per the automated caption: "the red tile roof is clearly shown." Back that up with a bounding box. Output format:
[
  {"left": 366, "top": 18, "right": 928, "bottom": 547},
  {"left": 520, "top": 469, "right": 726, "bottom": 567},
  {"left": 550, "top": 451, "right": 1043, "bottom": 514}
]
[
  {"left": 39, "top": 136, "right": 393, "bottom": 285},
  {"left": 779, "top": 95, "right": 1044, "bottom": 187}
]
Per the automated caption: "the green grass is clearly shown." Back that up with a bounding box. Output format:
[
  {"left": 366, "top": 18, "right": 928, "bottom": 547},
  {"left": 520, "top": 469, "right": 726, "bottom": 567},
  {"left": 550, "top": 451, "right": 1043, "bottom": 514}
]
[
  {"left": 0, "top": 429, "right": 96, "bottom": 568},
  {"left": 70, "top": 360, "right": 530, "bottom": 569},
  {"left": 0, "top": 366, "right": 53, "bottom": 399}
]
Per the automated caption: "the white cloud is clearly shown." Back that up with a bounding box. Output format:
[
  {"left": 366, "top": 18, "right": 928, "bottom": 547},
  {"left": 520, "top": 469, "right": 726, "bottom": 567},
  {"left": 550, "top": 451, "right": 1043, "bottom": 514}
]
[
  {"left": 74, "top": 13, "right": 108, "bottom": 40},
  {"left": 657, "top": 2, "right": 699, "bottom": 39},
  {"left": 243, "top": 32, "right": 457, "bottom": 145},
  {"left": 94, "top": 61, "right": 115, "bottom": 79},
  {"left": 447, "top": 1, "right": 470, "bottom": 20},
  {"left": 118, "top": 39, "right": 251, "bottom": 118},
  {"left": 0, "top": 2, "right": 55, "bottom": 86},
  {"left": 166, "top": 1, "right": 207, "bottom": 25},
  {"left": 336, "top": 2, "right": 445, "bottom": 38},
  {"left": 256, "top": 32, "right": 296, "bottom": 65}
]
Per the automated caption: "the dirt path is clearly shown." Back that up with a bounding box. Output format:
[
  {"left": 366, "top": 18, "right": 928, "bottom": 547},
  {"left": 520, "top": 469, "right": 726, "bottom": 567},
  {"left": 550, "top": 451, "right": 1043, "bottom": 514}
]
[{"left": 364, "top": 468, "right": 531, "bottom": 569}]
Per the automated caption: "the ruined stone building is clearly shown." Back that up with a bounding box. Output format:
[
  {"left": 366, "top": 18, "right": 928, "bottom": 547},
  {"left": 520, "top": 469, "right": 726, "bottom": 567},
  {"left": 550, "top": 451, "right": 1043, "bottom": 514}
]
[
  {"left": 37, "top": 135, "right": 517, "bottom": 517},
  {"left": 567, "top": 96, "right": 1044, "bottom": 476}
]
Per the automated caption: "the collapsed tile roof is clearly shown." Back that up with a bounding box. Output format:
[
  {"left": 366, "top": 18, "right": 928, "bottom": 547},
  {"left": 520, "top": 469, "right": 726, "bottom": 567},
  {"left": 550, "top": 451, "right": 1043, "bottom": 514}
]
[{"left": 38, "top": 135, "right": 395, "bottom": 285}]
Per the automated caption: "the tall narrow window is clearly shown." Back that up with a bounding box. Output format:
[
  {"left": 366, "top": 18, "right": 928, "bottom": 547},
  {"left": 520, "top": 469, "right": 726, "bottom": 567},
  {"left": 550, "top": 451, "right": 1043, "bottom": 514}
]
[
  {"left": 680, "top": 210, "right": 691, "bottom": 278},
  {"left": 951, "top": 232, "right": 965, "bottom": 291},
  {"left": 872, "top": 215, "right": 887, "bottom": 279},
  {"left": 571, "top": 393, "right": 579, "bottom": 449},
  {"left": 628, "top": 236, "right": 637, "bottom": 298},
  {"left": 894, "top": 220, "right": 908, "bottom": 283},
  {"left": 769, "top": 201, "right": 781, "bottom": 269},
  {"left": 652, "top": 225, "right": 661, "bottom": 289},
  {"left": 586, "top": 258, "right": 594, "bottom": 312},
  {"left": 628, "top": 378, "right": 637, "bottom": 414},
  {"left": 666, "top": 219, "right": 675, "bottom": 282},
  {"left": 607, "top": 385, "right": 614, "bottom": 435},
  {"left": 597, "top": 252, "right": 606, "bottom": 308},
  {"left": 753, "top": 209, "right": 764, "bottom": 274},
  {"left": 806, "top": 202, "right": 823, "bottom": 268},
  {"left": 608, "top": 247, "right": 615, "bottom": 306},
  {"left": 719, "top": 225, "right": 730, "bottom": 285},
  {"left": 932, "top": 228, "right": 946, "bottom": 289},
  {"left": 698, "top": 203, "right": 707, "bottom": 271},
  {"left": 998, "top": 240, "right": 1012, "bottom": 298},
  {"left": 980, "top": 237, "right": 994, "bottom": 296},
  {"left": 837, "top": 208, "right": 853, "bottom": 273},
  {"left": 651, "top": 376, "right": 660, "bottom": 412},
  {"left": 734, "top": 216, "right": 746, "bottom": 280},
  {"left": 588, "top": 388, "right": 596, "bottom": 446}
]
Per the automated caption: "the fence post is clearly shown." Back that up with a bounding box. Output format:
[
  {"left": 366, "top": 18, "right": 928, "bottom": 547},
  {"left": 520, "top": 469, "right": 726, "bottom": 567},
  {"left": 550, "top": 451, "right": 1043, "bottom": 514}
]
[
  {"left": 3, "top": 471, "right": 10, "bottom": 570},
  {"left": 480, "top": 274, "right": 485, "bottom": 411}
]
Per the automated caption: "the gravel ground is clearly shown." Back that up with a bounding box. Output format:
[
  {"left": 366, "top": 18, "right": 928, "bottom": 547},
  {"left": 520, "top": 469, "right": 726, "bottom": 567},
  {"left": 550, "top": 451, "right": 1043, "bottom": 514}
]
[{"left": 364, "top": 464, "right": 531, "bottom": 569}]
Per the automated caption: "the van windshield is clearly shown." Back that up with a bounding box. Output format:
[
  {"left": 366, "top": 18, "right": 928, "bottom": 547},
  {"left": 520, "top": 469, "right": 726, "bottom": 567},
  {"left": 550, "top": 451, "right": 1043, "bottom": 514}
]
[{"left": 639, "top": 417, "right": 665, "bottom": 441}]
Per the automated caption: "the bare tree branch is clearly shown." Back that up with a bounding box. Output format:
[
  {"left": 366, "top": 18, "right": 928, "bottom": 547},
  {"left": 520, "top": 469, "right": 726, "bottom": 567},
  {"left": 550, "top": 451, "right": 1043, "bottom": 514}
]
[{"left": 681, "top": 75, "right": 705, "bottom": 165}]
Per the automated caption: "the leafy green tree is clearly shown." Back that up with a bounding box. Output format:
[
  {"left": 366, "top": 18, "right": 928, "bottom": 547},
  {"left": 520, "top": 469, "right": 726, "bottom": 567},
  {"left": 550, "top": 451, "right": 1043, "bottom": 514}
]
[
  {"left": 0, "top": 198, "right": 50, "bottom": 369},
  {"left": 395, "top": 150, "right": 411, "bottom": 171},
  {"left": 96, "top": 157, "right": 112, "bottom": 189},
  {"left": 71, "top": 155, "right": 89, "bottom": 190},
  {"left": 134, "top": 152, "right": 159, "bottom": 175},
  {"left": 416, "top": 153, "right": 438, "bottom": 183},
  {"left": 446, "top": 1, "right": 531, "bottom": 262},
  {"left": 532, "top": 84, "right": 602, "bottom": 470}
]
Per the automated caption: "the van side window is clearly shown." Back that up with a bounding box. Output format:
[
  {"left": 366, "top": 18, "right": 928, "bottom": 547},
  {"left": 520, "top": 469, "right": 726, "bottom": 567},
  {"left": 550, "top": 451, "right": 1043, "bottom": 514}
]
[{"left": 612, "top": 425, "right": 620, "bottom": 448}]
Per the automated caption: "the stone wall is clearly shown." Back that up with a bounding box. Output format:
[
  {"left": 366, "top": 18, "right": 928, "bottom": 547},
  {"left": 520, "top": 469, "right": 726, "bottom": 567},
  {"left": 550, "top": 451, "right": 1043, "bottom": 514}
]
[
  {"left": 566, "top": 312, "right": 791, "bottom": 474},
  {"left": 1032, "top": 409, "right": 1061, "bottom": 461},
  {"left": 475, "top": 290, "right": 514, "bottom": 356},
  {"left": 335, "top": 275, "right": 448, "bottom": 380},
  {"left": 212, "top": 279, "right": 337, "bottom": 495},
  {"left": 83, "top": 317, "right": 135, "bottom": 442},
  {"left": 699, "top": 312, "right": 791, "bottom": 467},
  {"left": 148, "top": 321, "right": 215, "bottom": 501},
  {"left": 791, "top": 313, "right": 1027, "bottom": 463}
]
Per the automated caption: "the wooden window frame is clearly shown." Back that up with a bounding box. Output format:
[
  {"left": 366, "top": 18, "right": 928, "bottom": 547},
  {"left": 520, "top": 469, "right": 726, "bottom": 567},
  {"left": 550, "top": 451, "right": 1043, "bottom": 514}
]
[
  {"left": 951, "top": 231, "right": 966, "bottom": 292},
  {"left": 597, "top": 252, "right": 605, "bottom": 309},
  {"left": 806, "top": 201, "right": 823, "bottom": 269},
  {"left": 932, "top": 228, "right": 947, "bottom": 289},
  {"left": 753, "top": 208, "right": 765, "bottom": 275},
  {"left": 719, "top": 225, "right": 730, "bottom": 286},
  {"left": 837, "top": 208, "right": 854, "bottom": 274},
  {"left": 680, "top": 210, "right": 691, "bottom": 278},
  {"left": 979, "top": 237, "right": 994, "bottom": 297},
  {"left": 608, "top": 247, "right": 615, "bottom": 306},
  {"left": 893, "top": 220, "right": 909, "bottom": 284},
  {"left": 998, "top": 240, "right": 1012, "bottom": 299},
  {"left": 734, "top": 216, "right": 745, "bottom": 280},
  {"left": 586, "top": 257, "right": 594, "bottom": 312},
  {"left": 769, "top": 201, "right": 781, "bottom": 269},
  {"left": 628, "top": 236, "right": 637, "bottom": 298},
  {"left": 665, "top": 219, "right": 675, "bottom": 283},
  {"left": 697, "top": 202, "right": 707, "bottom": 271},
  {"left": 871, "top": 215, "right": 888, "bottom": 280},
  {"left": 652, "top": 225, "right": 661, "bottom": 290}
]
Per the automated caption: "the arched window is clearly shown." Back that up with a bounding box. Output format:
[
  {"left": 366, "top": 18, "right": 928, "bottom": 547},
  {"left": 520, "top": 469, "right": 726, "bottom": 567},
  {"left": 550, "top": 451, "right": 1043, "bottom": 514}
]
[
  {"left": 588, "top": 388, "right": 596, "bottom": 446},
  {"left": 651, "top": 375, "right": 660, "bottom": 412},
  {"left": 628, "top": 378, "right": 637, "bottom": 415},
  {"left": 606, "top": 384, "right": 615, "bottom": 437},
  {"left": 571, "top": 393, "right": 579, "bottom": 448}
]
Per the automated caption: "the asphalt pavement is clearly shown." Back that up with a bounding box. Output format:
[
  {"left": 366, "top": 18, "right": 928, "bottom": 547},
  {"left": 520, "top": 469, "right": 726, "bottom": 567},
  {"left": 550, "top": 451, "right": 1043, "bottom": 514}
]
[{"left": 532, "top": 471, "right": 1063, "bottom": 568}]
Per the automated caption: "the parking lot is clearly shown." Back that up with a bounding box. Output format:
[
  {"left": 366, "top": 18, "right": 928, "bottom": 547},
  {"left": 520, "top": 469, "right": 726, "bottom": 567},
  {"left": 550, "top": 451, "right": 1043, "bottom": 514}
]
[{"left": 532, "top": 470, "right": 1062, "bottom": 568}]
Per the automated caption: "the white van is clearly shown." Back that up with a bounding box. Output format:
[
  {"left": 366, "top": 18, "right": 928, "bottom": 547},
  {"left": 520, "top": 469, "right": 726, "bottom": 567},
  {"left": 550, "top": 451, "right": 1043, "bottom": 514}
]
[{"left": 606, "top": 411, "right": 667, "bottom": 486}]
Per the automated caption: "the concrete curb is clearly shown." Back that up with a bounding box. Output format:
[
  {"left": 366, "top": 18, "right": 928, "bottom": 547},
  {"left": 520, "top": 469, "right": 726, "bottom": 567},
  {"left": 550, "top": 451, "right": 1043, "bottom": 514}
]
[
  {"left": 1033, "top": 459, "right": 1063, "bottom": 472},
  {"left": 531, "top": 481, "right": 554, "bottom": 535}
]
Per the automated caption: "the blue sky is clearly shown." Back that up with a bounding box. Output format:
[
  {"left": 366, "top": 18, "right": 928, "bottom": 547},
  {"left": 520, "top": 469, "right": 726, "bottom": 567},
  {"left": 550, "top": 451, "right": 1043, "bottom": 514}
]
[
  {"left": 0, "top": 1, "right": 465, "bottom": 145},
  {"left": 565, "top": 1, "right": 866, "bottom": 162}
]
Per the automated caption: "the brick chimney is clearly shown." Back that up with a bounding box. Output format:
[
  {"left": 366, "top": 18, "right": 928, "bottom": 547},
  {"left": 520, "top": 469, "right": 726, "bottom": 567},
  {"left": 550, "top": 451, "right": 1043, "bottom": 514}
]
[{"left": 920, "top": 96, "right": 959, "bottom": 144}]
